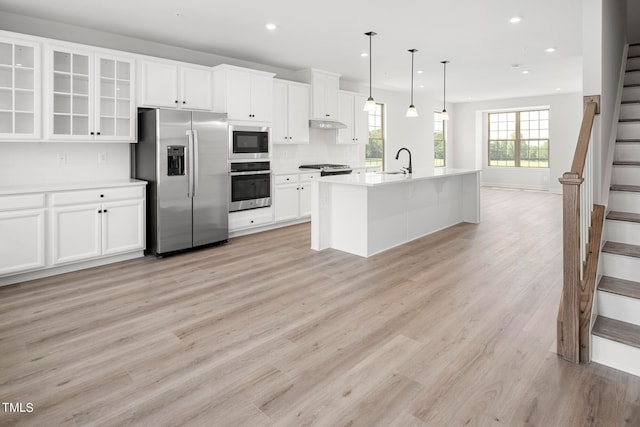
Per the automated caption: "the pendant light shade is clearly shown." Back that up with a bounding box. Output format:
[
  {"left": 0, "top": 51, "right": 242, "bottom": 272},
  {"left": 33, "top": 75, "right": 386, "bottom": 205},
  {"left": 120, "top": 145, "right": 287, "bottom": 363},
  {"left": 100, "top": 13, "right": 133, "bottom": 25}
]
[
  {"left": 363, "top": 31, "right": 377, "bottom": 112},
  {"left": 406, "top": 49, "right": 418, "bottom": 117},
  {"left": 441, "top": 60, "right": 450, "bottom": 120}
]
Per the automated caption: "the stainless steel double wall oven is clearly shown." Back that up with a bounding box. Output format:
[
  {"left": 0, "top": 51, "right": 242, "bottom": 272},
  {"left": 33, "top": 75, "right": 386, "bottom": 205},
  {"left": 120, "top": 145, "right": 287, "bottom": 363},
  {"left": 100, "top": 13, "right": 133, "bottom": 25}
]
[{"left": 228, "top": 125, "right": 272, "bottom": 212}]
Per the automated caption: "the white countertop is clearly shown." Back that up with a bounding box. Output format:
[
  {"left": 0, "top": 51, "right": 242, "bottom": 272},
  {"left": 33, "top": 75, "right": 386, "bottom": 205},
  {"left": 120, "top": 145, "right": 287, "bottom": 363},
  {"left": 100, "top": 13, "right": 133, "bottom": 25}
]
[
  {"left": 0, "top": 179, "right": 147, "bottom": 196},
  {"left": 272, "top": 165, "right": 372, "bottom": 176},
  {"left": 315, "top": 168, "right": 480, "bottom": 187}
]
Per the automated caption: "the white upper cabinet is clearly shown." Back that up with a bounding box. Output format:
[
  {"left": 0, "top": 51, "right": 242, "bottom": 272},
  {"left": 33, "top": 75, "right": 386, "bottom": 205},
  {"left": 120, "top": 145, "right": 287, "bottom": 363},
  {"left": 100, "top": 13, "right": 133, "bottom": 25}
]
[
  {"left": 301, "top": 69, "right": 340, "bottom": 120},
  {"left": 0, "top": 35, "right": 41, "bottom": 140},
  {"left": 338, "top": 91, "right": 368, "bottom": 144},
  {"left": 273, "top": 79, "right": 310, "bottom": 144},
  {"left": 213, "top": 65, "right": 275, "bottom": 122},
  {"left": 47, "top": 45, "right": 135, "bottom": 141},
  {"left": 139, "top": 60, "right": 212, "bottom": 110}
]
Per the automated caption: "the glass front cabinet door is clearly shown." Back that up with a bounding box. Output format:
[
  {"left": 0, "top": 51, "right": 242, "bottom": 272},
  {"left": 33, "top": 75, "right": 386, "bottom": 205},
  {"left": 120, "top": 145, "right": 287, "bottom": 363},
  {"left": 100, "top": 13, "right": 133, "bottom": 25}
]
[
  {"left": 0, "top": 37, "right": 40, "bottom": 139},
  {"left": 48, "top": 46, "right": 135, "bottom": 141}
]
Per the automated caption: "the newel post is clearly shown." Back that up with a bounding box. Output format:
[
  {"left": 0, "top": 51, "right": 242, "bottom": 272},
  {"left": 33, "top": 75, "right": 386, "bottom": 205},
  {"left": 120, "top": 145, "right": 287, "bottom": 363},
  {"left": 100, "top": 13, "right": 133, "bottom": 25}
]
[{"left": 557, "top": 172, "right": 584, "bottom": 363}]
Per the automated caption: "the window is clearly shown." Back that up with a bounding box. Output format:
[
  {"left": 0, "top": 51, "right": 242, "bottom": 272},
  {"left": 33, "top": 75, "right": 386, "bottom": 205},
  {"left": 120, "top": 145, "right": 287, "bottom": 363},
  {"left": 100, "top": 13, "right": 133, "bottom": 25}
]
[
  {"left": 366, "top": 103, "right": 384, "bottom": 168},
  {"left": 488, "top": 109, "right": 549, "bottom": 168},
  {"left": 434, "top": 112, "right": 446, "bottom": 167}
]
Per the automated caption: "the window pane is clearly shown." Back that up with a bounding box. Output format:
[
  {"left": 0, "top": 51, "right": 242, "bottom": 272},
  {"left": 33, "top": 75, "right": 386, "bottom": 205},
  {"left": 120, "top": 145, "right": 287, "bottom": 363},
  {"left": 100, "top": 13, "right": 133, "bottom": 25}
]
[{"left": 366, "top": 103, "right": 384, "bottom": 168}]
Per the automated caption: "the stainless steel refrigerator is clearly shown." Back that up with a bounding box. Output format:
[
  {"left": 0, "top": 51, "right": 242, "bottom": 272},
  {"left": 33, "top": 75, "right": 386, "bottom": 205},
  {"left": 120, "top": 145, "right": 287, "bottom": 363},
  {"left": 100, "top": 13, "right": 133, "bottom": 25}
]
[{"left": 134, "top": 108, "right": 228, "bottom": 256}]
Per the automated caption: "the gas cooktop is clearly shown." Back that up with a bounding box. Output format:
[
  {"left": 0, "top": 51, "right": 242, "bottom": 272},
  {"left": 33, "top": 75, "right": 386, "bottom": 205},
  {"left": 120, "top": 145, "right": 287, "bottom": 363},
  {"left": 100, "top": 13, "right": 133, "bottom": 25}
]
[{"left": 299, "top": 164, "right": 352, "bottom": 176}]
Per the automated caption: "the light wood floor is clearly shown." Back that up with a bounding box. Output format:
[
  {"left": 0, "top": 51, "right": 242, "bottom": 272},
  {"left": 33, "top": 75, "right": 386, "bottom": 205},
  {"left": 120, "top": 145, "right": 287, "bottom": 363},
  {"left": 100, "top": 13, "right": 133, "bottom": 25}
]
[{"left": 1, "top": 188, "right": 640, "bottom": 426}]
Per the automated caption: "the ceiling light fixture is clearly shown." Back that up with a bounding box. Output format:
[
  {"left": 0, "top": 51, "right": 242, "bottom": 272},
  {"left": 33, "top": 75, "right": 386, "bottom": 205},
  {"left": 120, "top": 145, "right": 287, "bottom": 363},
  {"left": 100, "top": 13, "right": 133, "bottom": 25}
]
[
  {"left": 360, "top": 52, "right": 368, "bottom": 57},
  {"left": 440, "top": 60, "right": 450, "bottom": 120},
  {"left": 545, "top": 47, "right": 556, "bottom": 53},
  {"left": 509, "top": 16, "right": 522, "bottom": 23},
  {"left": 521, "top": 69, "right": 530, "bottom": 75},
  {"left": 265, "top": 23, "right": 277, "bottom": 31},
  {"left": 417, "top": 70, "right": 424, "bottom": 74},
  {"left": 406, "top": 49, "right": 418, "bottom": 118},
  {"left": 363, "top": 31, "right": 377, "bottom": 112}
]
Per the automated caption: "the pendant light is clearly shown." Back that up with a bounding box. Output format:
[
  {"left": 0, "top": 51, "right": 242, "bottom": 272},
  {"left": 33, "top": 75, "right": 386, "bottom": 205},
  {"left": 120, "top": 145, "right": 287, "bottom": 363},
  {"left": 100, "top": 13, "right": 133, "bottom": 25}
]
[
  {"left": 440, "top": 60, "right": 450, "bottom": 120},
  {"left": 406, "top": 49, "right": 418, "bottom": 117},
  {"left": 363, "top": 31, "right": 377, "bottom": 112}
]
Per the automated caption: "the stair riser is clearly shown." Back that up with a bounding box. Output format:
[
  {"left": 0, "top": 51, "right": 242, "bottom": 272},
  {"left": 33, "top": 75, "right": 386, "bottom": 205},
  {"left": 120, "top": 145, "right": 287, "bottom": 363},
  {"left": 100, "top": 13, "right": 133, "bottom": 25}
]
[
  {"left": 622, "top": 86, "right": 640, "bottom": 102},
  {"left": 592, "top": 335, "right": 640, "bottom": 377},
  {"left": 626, "top": 71, "right": 640, "bottom": 86},
  {"left": 615, "top": 143, "right": 640, "bottom": 161},
  {"left": 617, "top": 122, "right": 640, "bottom": 140},
  {"left": 602, "top": 252, "right": 640, "bottom": 282},
  {"left": 629, "top": 45, "right": 640, "bottom": 57},
  {"left": 629, "top": 57, "right": 640, "bottom": 71},
  {"left": 611, "top": 166, "right": 640, "bottom": 186},
  {"left": 605, "top": 219, "right": 640, "bottom": 245},
  {"left": 597, "top": 291, "right": 640, "bottom": 326},
  {"left": 609, "top": 191, "right": 640, "bottom": 212},
  {"left": 620, "top": 103, "right": 640, "bottom": 120}
]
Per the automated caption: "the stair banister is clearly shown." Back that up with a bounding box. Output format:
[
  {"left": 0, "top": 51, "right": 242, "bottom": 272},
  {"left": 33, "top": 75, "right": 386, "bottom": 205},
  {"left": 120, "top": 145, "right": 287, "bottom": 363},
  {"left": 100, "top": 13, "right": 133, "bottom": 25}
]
[{"left": 557, "top": 96, "right": 606, "bottom": 364}]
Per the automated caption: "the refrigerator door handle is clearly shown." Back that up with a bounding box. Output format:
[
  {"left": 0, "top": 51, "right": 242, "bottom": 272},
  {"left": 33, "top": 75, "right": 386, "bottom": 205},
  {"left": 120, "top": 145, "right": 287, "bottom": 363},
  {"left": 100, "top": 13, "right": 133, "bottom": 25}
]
[
  {"left": 193, "top": 129, "right": 199, "bottom": 198},
  {"left": 186, "top": 130, "right": 194, "bottom": 198}
]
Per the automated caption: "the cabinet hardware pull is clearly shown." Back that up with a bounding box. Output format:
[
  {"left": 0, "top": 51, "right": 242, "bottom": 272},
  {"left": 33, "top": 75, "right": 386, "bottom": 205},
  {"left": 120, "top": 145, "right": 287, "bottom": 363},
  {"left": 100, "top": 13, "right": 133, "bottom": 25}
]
[
  {"left": 97, "top": 132, "right": 101, "bottom": 135},
  {"left": 100, "top": 194, "right": 104, "bottom": 198},
  {"left": 175, "top": 100, "right": 178, "bottom": 104},
  {"left": 98, "top": 210, "right": 102, "bottom": 213},
  {"left": 90, "top": 132, "right": 94, "bottom": 135},
  {"left": 103, "top": 209, "right": 108, "bottom": 213},
  {"left": 182, "top": 101, "right": 186, "bottom": 104}
]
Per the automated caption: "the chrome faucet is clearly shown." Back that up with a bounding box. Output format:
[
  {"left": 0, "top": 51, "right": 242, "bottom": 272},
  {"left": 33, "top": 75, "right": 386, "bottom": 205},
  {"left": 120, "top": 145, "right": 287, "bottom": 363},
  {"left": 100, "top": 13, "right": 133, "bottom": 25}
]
[{"left": 395, "top": 147, "right": 412, "bottom": 174}]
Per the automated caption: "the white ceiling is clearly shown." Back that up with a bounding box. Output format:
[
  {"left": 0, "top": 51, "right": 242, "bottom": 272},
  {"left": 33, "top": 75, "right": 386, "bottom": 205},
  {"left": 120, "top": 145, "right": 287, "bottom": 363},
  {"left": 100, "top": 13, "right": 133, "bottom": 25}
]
[{"left": 0, "top": 0, "right": 584, "bottom": 102}]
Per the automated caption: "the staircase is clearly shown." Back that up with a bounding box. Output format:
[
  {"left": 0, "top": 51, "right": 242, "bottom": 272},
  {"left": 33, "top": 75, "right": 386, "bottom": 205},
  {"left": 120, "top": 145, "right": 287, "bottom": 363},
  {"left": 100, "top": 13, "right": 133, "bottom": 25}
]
[{"left": 592, "top": 43, "right": 640, "bottom": 376}]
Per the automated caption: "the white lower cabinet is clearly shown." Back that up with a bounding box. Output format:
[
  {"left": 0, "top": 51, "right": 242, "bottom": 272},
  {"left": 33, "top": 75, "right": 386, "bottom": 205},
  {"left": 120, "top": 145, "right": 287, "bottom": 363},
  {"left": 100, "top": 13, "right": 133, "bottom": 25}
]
[
  {"left": 229, "top": 207, "right": 274, "bottom": 231},
  {"left": 0, "top": 182, "right": 145, "bottom": 284},
  {"left": 274, "top": 172, "right": 320, "bottom": 222},
  {"left": 51, "top": 186, "right": 145, "bottom": 265},
  {"left": 0, "top": 194, "right": 46, "bottom": 276}
]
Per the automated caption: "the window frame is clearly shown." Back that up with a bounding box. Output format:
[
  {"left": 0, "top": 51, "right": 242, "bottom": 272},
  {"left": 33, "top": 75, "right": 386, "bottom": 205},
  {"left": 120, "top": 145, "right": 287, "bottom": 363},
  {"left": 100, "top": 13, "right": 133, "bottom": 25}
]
[
  {"left": 366, "top": 102, "right": 385, "bottom": 169},
  {"left": 487, "top": 109, "right": 550, "bottom": 168},
  {"left": 434, "top": 111, "right": 446, "bottom": 167}
]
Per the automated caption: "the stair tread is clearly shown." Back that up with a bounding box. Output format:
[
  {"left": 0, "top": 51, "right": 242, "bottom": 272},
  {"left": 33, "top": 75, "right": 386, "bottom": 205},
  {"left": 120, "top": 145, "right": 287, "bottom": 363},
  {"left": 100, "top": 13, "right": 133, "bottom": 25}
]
[
  {"left": 619, "top": 119, "right": 640, "bottom": 123},
  {"left": 622, "top": 100, "right": 640, "bottom": 104},
  {"left": 599, "top": 275, "right": 640, "bottom": 299},
  {"left": 593, "top": 316, "right": 640, "bottom": 349},
  {"left": 617, "top": 139, "right": 640, "bottom": 143},
  {"left": 611, "top": 184, "right": 640, "bottom": 193},
  {"left": 613, "top": 160, "right": 640, "bottom": 166},
  {"left": 603, "top": 241, "right": 640, "bottom": 258},
  {"left": 607, "top": 211, "right": 640, "bottom": 223},
  {"left": 625, "top": 84, "right": 640, "bottom": 88}
]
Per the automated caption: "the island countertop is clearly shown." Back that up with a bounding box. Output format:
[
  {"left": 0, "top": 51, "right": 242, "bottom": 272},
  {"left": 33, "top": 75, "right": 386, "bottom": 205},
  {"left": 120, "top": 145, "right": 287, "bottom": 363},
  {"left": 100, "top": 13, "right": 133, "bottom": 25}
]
[{"left": 315, "top": 167, "right": 480, "bottom": 187}]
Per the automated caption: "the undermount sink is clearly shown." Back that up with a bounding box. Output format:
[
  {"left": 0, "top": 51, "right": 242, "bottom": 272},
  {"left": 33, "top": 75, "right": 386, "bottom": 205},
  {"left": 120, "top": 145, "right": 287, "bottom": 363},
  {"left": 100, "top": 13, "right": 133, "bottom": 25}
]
[{"left": 376, "top": 170, "right": 407, "bottom": 175}]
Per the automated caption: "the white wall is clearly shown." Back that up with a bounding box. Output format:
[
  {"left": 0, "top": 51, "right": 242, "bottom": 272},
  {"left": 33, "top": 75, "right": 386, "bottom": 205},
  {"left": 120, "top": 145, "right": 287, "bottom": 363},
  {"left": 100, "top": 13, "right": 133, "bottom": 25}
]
[
  {"left": 452, "top": 93, "right": 583, "bottom": 193},
  {"left": 628, "top": 0, "right": 640, "bottom": 43}
]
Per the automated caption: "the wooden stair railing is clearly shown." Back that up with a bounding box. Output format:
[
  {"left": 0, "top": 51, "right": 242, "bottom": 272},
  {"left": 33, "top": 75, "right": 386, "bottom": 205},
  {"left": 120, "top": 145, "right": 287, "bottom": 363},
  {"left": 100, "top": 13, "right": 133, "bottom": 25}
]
[{"left": 557, "top": 96, "right": 606, "bottom": 364}]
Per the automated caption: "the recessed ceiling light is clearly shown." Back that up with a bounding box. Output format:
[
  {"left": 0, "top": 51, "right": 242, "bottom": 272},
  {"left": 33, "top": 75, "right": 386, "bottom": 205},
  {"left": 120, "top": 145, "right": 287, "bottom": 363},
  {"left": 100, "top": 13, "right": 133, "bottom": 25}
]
[
  {"left": 545, "top": 47, "right": 557, "bottom": 53},
  {"left": 555, "top": 87, "right": 561, "bottom": 91},
  {"left": 521, "top": 70, "right": 530, "bottom": 74},
  {"left": 509, "top": 16, "right": 522, "bottom": 24},
  {"left": 419, "top": 84, "right": 425, "bottom": 88},
  {"left": 361, "top": 52, "right": 368, "bottom": 57},
  {"left": 265, "top": 23, "right": 277, "bottom": 31},
  {"left": 417, "top": 70, "right": 424, "bottom": 74}
]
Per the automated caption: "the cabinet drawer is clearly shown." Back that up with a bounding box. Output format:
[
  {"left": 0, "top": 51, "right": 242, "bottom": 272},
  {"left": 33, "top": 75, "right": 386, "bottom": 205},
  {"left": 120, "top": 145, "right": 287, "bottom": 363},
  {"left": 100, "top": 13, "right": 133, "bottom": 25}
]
[
  {"left": 0, "top": 194, "right": 45, "bottom": 212},
  {"left": 51, "top": 186, "right": 144, "bottom": 206},
  {"left": 229, "top": 207, "right": 274, "bottom": 230},
  {"left": 299, "top": 172, "right": 321, "bottom": 182},
  {"left": 274, "top": 174, "right": 299, "bottom": 185}
]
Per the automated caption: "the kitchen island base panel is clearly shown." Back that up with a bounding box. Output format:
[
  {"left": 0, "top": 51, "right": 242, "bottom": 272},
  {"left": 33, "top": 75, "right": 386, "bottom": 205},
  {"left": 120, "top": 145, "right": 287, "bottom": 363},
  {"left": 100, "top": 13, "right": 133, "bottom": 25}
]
[{"left": 311, "top": 171, "right": 480, "bottom": 257}]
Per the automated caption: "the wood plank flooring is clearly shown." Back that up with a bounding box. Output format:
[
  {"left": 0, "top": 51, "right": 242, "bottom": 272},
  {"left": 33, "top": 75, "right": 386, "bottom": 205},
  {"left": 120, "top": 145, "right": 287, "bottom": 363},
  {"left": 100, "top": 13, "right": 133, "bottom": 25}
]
[{"left": 1, "top": 187, "right": 640, "bottom": 426}]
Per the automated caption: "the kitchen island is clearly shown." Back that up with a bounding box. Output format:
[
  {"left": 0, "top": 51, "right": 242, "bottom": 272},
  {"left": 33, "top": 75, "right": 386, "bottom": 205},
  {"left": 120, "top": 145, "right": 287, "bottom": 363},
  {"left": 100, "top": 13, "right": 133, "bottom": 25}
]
[{"left": 310, "top": 168, "right": 481, "bottom": 257}]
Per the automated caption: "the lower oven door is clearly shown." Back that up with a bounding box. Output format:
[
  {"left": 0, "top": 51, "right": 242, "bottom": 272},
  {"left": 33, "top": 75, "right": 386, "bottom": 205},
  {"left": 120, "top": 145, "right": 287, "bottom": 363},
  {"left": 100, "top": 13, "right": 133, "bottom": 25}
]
[{"left": 229, "top": 172, "right": 272, "bottom": 212}]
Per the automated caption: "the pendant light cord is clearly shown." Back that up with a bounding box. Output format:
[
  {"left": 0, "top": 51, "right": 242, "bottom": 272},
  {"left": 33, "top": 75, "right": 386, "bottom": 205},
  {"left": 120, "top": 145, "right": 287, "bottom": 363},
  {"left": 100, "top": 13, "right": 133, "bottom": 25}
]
[
  {"left": 369, "top": 34, "right": 373, "bottom": 99},
  {"left": 410, "top": 51, "right": 414, "bottom": 105}
]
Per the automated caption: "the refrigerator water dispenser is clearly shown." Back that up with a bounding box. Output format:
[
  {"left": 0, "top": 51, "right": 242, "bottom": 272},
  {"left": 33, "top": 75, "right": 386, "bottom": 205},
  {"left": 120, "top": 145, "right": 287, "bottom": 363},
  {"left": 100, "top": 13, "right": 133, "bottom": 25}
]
[{"left": 167, "top": 146, "right": 185, "bottom": 176}]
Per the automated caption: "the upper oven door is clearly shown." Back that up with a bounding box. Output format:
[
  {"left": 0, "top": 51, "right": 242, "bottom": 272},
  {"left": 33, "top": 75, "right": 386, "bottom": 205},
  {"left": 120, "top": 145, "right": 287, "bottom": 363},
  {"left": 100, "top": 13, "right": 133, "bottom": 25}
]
[{"left": 229, "top": 125, "right": 270, "bottom": 159}]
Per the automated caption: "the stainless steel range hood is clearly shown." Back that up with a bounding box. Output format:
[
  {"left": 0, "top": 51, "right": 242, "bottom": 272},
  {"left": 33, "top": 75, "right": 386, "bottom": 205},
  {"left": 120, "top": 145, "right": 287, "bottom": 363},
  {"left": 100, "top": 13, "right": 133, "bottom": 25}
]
[{"left": 309, "top": 119, "right": 347, "bottom": 130}]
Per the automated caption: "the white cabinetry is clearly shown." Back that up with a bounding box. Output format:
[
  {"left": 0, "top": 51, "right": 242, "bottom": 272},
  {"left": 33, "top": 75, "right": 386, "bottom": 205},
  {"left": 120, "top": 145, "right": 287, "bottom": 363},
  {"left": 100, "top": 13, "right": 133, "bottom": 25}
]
[
  {"left": 0, "top": 194, "right": 45, "bottom": 275},
  {"left": 274, "top": 172, "right": 320, "bottom": 222},
  {"left": 213, "top": 65, "right": 274, "bottom": 122},
  {"left": 273, "top": 79, "right": 310, "bottom": 144},
  {"left": 50, "top": 186, "right": 145, "bottom": 265},
  {"left": 139, "top": 60, "right": 212, "bottom": 110},
  {"left": 48, "top": 45, "right": 135, "bottom": 141},
  {"left": 338, "top": 91, "right": 369, "bottom": 144},
  {"left": 229, "top": 207, "right": 274, "bottom": 232},
  {"left": 301, "top": 69, "right": 340, "bottom": 120},
  {"left": 0, "top": 35, "right": 40, "bottom": 139}
]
